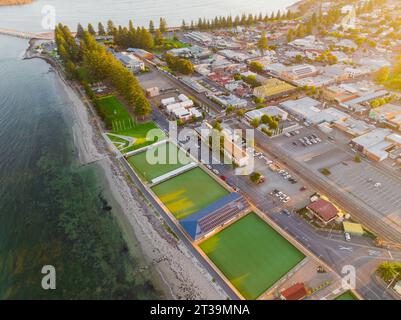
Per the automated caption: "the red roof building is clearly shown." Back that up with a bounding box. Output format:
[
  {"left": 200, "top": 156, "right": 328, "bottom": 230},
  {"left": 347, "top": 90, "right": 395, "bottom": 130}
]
[
  {"left": 307, "top": 199, "right": 339, "bottom": 224},
  {"left": 280, "top": 283, "right": 308, "bottom": 300}
]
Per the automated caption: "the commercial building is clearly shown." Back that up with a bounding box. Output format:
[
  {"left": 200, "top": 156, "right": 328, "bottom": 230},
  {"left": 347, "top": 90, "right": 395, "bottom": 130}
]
[
  {"left": 211, "top": 94, "right": 248, "bottom": 109},
  {"left": 127, "top": 48, "right": 155, "bottom": 60},
  {"left": 369, "top": 104, "right": 401, "bottom": 129},
  {"left": 196, "top": 122, "right": 250, "bottom": 167},
  {"left": 306, "top": 199, "right": 339, "bottom": 225},
  {"left": 280, "top": 97, "right": 348, "bottom": 124},
  {"left": 246, "top": 106, "right": 288, "bottom": 122},
  {"left": 115, "top": 52, "right": 145, "bottom": 73},
  {"left": 282, "top": 64, "right": 319, "bottom": 81},
  {"left": 253, "top": 78, "right": 296, "bottom": 99},
  {"left": 332, "top": 117, "right": 375, "bottom": 137},
  {"left": 343, "top": 222, "right": 364, "bottom": 236},
  {"left": 340, "top": 90, "right": 389, "bottom": 111},
  {"left": 280, "top": 283, "right": 308, "bottom": 300},
  {"left": 185, "top": 31, "right": 213, "bottom": 45},
  {"left": 350, "top": 128, "right": 401, "bottom": 161}
]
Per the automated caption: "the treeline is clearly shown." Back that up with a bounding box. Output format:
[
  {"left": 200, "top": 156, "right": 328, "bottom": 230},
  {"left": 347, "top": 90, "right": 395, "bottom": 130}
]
[
  {"left": 182, "top": 10, "right": 296, "bottom": 31},
  {"left": 55, "top": 24, "right": 152, "bottom": 119},
  {"left": 287, "top": 0, "right": 384, "bottom": 42},
  {"left": 77, "top": 19, "right": 166, "bottom": 51},
  {"left": 164, "top": 53, "right": 194, "bottom": 75}
]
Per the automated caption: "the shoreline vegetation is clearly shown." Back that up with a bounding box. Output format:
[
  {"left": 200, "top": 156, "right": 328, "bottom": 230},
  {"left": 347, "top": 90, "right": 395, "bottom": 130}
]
[
  {"left": 0, "top": 0, "right": 34, "bottom": 6},
  {"left": 24, "top": 24, "right": 225, "bottom": 298},
  {"left": 18, "top": 0, "right": 318, "bottom": 300}
]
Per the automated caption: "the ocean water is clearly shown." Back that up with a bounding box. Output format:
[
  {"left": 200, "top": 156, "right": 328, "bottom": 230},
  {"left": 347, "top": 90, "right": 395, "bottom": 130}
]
[
  {"left": 0, "top": 0, "right": 298, "bottom": 32},
  {"left": 0, "top": 36, "right": 162, "bottom": 299},
  {"left": 0, "top": 0, "right": 297, "bottom": 299}
]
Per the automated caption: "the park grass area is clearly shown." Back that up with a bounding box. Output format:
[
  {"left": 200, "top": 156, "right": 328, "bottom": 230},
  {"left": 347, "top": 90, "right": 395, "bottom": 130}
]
[
  {"left": 153, "top": 38, "right": 189, "bottom": 54},
  {"left": 128, "top": 142, "right": 191, "bottom": 182},
  {"left": 334, "top": 290, "right": 358, "bottom": 300},
  {"left": 95, "top": 95, "right": 133, "bottom": 131},
  {"left": 199, "top": 213, "right": 305, "bottom": 300},
  {"left": 107, "top": 121, "right": 165, "bottom": 152},
  {"left": 151, "top": 167, "right": 229, "bottom": 220}
]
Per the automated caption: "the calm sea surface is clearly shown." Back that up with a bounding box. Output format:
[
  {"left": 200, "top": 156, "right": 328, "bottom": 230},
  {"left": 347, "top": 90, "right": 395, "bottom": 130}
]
[
  {"left": 0, "top": 0, "right": 297, "bottom": 32},
  {"left": 0, "top": 0, "right": 297, "bottom": 299}
]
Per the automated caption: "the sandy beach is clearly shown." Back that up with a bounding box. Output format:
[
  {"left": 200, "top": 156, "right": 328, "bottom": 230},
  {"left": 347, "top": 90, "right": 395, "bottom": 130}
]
[{"left": 49, "top": 50, "right": 225, "bottom": 300}]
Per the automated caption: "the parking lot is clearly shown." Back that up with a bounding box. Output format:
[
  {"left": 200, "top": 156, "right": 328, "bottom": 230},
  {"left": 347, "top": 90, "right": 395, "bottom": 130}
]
[
  {"left": 327, "top": 160, "right": 401, "bottom": 225},
  {"left": 137, "top": 68, "right": 174, "bottom": 92}
]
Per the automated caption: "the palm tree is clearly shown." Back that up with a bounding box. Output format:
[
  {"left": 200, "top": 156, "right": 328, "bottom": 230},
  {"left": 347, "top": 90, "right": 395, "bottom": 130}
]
[{"left": 377, "top": 262, "right": 398, "bottom": 282}]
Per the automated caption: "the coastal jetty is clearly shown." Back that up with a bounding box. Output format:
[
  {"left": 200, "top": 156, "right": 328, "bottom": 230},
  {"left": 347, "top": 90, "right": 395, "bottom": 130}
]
[{"left": 0, "top": 28, "right": 54, "bottom": 40}]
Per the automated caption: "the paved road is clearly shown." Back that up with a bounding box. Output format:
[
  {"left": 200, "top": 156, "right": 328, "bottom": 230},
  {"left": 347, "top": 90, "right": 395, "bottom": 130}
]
[
  {"left": 244, "top": 123, "right": 401, "bottom": 244},
  {"left": 146, "top": 63, "right": 222, "bottom": 116},
  {"left": 143, "top": 65, "right": 401, "bottom": 299},
  {"left": 168, "top": 116, "right": 400, "bottom": 300},
  {"left": 206, "top": 156, "right": 400, "bottom": 300},
  {"left": 118, "top": 156, "right": 240, "bottom": 300}
]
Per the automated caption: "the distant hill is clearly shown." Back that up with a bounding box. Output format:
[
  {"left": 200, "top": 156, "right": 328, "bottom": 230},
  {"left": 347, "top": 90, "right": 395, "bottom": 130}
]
[{"left": 0, "top": 0, "right": 34, "bottom": 6}]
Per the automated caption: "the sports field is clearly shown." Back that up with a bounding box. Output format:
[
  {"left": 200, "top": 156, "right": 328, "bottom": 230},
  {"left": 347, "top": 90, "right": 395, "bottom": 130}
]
[
  {"left": 128, "top": 142, "right": 191, "bottom": 182},
  {"left": 108, "top": 121, "right": 165, "bottom": 152},
  {"left": 334, "top": 290, "right": 358, "bottom": 300},
  {"left": 96, "top": 95, "right": 133, "bottom": 131},
  {"left": 199, "top": 213, "right": 305, "bottom": 300},
  {"left": 151, "top": 167, "right": 230, "bottom": 220}
]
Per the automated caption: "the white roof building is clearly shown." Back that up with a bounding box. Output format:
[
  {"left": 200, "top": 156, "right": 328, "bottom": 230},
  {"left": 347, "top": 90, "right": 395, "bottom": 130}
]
[
  {"left": 161, "top": 97, "right": 176, "bottom": 107},
  {"left": 351, "top": 128, "right": 401, "bottom": 161},
  {"left": 246, "top": 106, "right": 288, "bottom": 122},
  {"left": 280, "top": 98, "right": 348, "bottom": 124}
]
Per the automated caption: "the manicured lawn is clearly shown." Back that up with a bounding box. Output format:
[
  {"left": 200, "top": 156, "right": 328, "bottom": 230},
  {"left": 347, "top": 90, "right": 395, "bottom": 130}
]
[
  {"left": 199, "top": 213, "right": 305, "bottom": 300},
  {"left": 109, "top": 121, "right": 165, "bottom": 152},
  {"left": 163, "top": 38, "right": 189, "bottom": 49},
  {"left": 335, "top": 291, "right": 358, "bottom": 300},
  {"left": 96, "top": 95, "right": 133, "bottom": 131},
  {"left": 151, "top": 167, "right": 229, "bottom": 220},
  {"left": 153, "top": 38, "right": 189, "bottom": 54},
  {"left": 128, "top": 142, "right": 191, "bottom": 182}
]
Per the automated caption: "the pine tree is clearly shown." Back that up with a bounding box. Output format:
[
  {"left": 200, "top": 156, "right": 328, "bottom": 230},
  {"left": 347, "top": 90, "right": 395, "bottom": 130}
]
[
  {"left": 181, "top": 20, "right": 187, "bottom": 31},
  {"left": 88, "top": 23, "right": 96, "bottom": 36},
  {"left": 107, "top": 20, "right": 115, "bottom": 35},
  {"left": 154, "top": 29, "right": 164, "bottom": 46},
  {"left": 159, "top": 17, "right": 167, "bottom": 33},
  {"left": 98, "top": 22, "right": 106, "bottom": 36},
  {"left": 149, "top": 20, "right": 155, "bottom": 33},
  {"left": 76, "top": 23, "right": 85, "bottom": 39},
  {"left": 257, "top": 31, "right": 268, "bottom": 55}
]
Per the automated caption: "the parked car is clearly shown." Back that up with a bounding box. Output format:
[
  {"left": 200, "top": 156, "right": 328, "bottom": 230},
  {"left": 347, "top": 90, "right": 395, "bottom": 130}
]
[{"left": 281, "top": 209, "right": 291, "bottom": 216}]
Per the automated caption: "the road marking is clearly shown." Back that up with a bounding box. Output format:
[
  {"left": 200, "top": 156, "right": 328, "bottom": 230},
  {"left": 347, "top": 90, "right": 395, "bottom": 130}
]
[
  {"left": 368, "top": 250, "right": 380, "bottom": 256},
  {"left": 388, "top": 250, "right": 393, "bottom": 260},
  {"left": 339, "top": 246, "right": 353, "bottom": 252}
]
